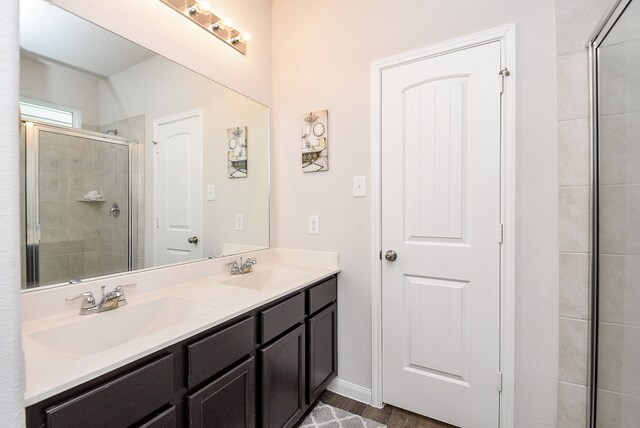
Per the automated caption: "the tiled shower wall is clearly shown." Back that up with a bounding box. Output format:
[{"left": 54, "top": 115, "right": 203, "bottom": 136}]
[
  {"left": 38, "top": 131, "right": 134, "bottom": 285},
  {"left": 555, "top": 0, "right": 615, "bottom": 426},
  {"left": 38, "top": 131, "right": 102, "bottom": 285},
  {"left": 100, "top": 115, "right": 145, "bottom": 270}
]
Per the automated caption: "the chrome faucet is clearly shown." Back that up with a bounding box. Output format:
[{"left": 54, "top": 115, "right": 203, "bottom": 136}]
[
  {"left": 225, "top": 257, "right": 257, "bottom": 275},
  {"left": 66, "top": 283, "right": 137, "bottom": 315}
]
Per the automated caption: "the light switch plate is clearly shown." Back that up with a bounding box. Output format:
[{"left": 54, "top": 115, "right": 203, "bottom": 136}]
[
  {"left": 207, "top": 185, "right": 215, "bottom": 201},
  {"left": 235, "top": 214, "right": 244, "bottom": 231},
  {"left": 308, "top": 215, "right": 320, "bottom": 235},
  {"left": 353, "top": 176, "right": 366, "bottom": 197}
]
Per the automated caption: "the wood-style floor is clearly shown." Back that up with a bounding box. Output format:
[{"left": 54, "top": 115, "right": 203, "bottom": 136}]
[{"left": 317, "top": 390, "right": 457, "bottom": 428}]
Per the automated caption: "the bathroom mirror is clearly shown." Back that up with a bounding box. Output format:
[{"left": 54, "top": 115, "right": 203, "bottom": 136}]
[{"left": 19, "top": 0, "right": 269, "bottom": 290}]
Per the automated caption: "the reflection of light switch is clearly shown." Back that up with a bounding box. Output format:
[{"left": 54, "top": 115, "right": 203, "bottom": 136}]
[
  {"left": 353, "top": 176, "right": 366, "bottom": 197},
  {"left": 235, "top": 214, "right": 244, "bottom": 231},
  {"left": 207, "top": 185, "right": 215, "bottom": 201}
]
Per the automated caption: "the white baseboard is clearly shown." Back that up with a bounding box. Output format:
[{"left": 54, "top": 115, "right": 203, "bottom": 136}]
[{"left": 327, "top": 378, "right": 373, "bottom": 406}]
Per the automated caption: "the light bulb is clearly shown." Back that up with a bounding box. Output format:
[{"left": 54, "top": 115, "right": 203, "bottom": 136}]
[
  {"left": 210, "top": 20, "right": 224, "bottom": 31},
  {"left": 223, "top": 17, "right": 234, "bottom": 28},
  {"left": 198, "top": 1, "right": 211, "bottom": 12},
  {"left": 242, "top": 32, "right": 251, "bottom": 42}
]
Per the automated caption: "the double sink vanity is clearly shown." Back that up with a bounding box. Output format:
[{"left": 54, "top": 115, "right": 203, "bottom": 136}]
[{"left": 22, "top": 249, "right": 340, "bottom": 428}]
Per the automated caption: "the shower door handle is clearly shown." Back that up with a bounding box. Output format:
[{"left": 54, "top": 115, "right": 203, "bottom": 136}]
[{"left": 188, "top": 236, "right": 199, "bottom": 244}]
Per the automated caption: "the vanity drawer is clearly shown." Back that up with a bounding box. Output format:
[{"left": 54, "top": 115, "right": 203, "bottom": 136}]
[
  {"left": 260, "top": 293, "right": 305, "bottom": 344},
  {"left": 136, "top": 406, "right": 176, "bottom": 428},
  {"left": 307, "top": 276, "right": 337, "bottom": 315},
  {"left": 188, "top": 317, "right": 255, "bottom": 389},
  {"left": 45, "top": 354, "right": 174, "bottom": 428}
]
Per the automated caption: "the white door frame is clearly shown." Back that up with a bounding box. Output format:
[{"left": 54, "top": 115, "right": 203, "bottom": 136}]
[
  {"left": 370, "top": 24, "right": 516, "bottom": 426},
  {"left": 152, "top": 108, "right": 204, "bottom": 265}
]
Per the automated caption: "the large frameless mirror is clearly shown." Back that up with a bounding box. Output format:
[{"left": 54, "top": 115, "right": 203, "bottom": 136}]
[
  {"left": 589, "top": 0, "right": 640, "bottom": 425},
  {"left": 19, "top": 0, "right": 269, "bottom": 290}
]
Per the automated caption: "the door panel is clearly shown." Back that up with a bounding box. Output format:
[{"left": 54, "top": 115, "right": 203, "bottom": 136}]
[
  {"left": 405, "top": 77, "right": 467, "bottom": 242},
  {"left": 382, "top": 41, "right": 502, "bottom": 428},
  {"left": 153, "top": 111, "right": 203, "bottom": 265}
]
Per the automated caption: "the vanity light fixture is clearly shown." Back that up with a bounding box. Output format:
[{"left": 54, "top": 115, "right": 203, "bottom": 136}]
[{"left": 160, "top": 0, "right": 250, "bottom": 55}]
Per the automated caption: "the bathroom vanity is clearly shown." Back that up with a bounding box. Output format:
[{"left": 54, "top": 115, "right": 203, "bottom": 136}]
[{"left": 22, "top": 251, "right": 339, "bottom": 428}]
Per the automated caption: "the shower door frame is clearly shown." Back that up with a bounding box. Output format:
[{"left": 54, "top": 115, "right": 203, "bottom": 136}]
[
  {"left": 24, "top": 121, "right": 134, "bottom": 288},
  {"left": 587, "top": 0, "right": 634, "bottom": 425}
]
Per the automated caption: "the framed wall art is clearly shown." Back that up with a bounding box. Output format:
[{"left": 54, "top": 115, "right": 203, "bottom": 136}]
[
  {"left": 228, "top": 126, "right": 247, "bottom": 178},
  {"left": 301, "top": 110, "right": 328, "bottom": 172}
]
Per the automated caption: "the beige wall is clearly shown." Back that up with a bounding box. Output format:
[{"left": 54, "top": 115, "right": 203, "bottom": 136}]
[
  {"left": 51, "top": 0, "right": 272, "bottom": 106},
  {"left": 271, "top": 0, "right": 558, "bottom": 425},
  {"left": 20, "top": 56, "right": 100, "bottom": 128},
  {"left": 97, "top": 55, "right": 269, "bottom": 264},
  {"left": 0, "top": 0, "right": 25, "bottom": 425}
]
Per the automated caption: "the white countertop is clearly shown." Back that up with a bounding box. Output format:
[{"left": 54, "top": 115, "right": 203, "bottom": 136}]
[{"left": 21, "top": 248, "right": 340, "bottom": 406}]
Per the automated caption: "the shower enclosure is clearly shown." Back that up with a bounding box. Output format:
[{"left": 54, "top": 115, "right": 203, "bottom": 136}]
[
  {"left": 589, "top": 0, "right": 640, "bottom": 425},
  {"left": 22, "top": 122, "right": 132, "bottom": 289}
]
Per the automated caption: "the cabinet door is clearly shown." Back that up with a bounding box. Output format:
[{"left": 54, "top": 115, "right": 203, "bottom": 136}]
[
  {"left": 307, "top": 303, "right": 337, "bottom": 403},
  {"left": 188, "top": 357, "right": 256, "bottom": 428},
  {"left": 260, "top": 325, "right": 306, "bottom": 428}
]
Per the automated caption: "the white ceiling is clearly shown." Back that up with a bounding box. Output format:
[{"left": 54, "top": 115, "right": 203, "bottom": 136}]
[{"left": 20, "top": 0, "right": 155, "bottom": 78}]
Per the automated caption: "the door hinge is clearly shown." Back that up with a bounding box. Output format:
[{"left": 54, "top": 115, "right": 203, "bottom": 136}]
[
  {"left": 379, "top": 250, "right": 382, "bottom": 260},
  {"left": 498, "top": 224, "right": 504, "bottom": 244},
  {"left": 498, "top": 68, "right": 510, "bottom": 94},
  {"left": 156, "top": 217, "right": 160, "bottom": 228},
  {"left": 497, "top": 371, "right": 503, "bottom": 392},
  {"left": 152, "top": 140, "right": 159, "bottom": 154}
]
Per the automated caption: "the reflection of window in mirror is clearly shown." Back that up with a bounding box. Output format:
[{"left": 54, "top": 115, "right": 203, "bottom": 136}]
[{"left": 19, "top": 97, "right": 81, "bottom": 128}]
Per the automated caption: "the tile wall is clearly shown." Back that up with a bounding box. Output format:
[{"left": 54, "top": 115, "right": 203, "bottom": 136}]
[
  {"left": 594, "top": 1, "right": 640, "bottom": 425},
  {"left": 556, "top": 0, "right": 640, "bottom": 426},
  {"left": 38, "top": 131, "right": 102, "bottom": 285},
  {"left": 99, "top": 115, "right": 146, "bottom": 270}
]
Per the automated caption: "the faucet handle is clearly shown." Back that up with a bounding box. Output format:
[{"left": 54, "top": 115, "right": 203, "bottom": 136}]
[
  {"left": 246, "top": 258, "right": 257, "bottom": 264},
  {"left": 65, "top": 291, "right": 97, "bottom": 315},
  {"left": 65, "top": 291, "right": 95, "bottom": 304},
  {"left": 114, "top": 283, "right": 137, "bottom": 306}
]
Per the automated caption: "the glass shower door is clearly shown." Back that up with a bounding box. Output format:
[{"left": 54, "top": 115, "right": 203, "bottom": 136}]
[
  {"left": 24, "top": 123, "right": 131, "bottom": 288},
  {"left": 593, "top": 0, "right": 640, "bottom": 425}
]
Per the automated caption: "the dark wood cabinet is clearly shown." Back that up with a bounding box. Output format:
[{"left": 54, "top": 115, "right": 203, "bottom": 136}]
[
  {"left": 188, "top": 357, "right": 256, "bottom": 428},
  {"left": 26, "top": 274, "right": 338, "bottom": 428},
  {"left": 260, "top": 325, "right": 306, "bottom": 428},
  {"left": 307, "top": 303, "right": 337, "bottom": 403},
  {"left": 136, "top": 406, "right": 177, "bottom": 428},
  {"left": 44, "top": 354, "right": 174, "bottom": 428}
]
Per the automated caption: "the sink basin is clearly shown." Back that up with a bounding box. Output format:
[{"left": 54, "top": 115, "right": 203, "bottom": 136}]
[
  {"left": 29, "top": 297, "right": 216, "bottom": 358},
  {"left": 220, "top": 266, "right": 314, "bottom": 290}
]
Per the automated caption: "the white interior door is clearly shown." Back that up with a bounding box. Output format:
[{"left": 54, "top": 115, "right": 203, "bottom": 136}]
[
  {"left": 381, "top": 42, "right": 502, "bottom": 427},
  {"left": 153, "top": 110, "right": 203, "bottom": 265}
]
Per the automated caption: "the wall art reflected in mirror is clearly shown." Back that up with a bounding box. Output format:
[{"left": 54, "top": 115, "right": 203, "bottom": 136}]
[{"left": 19, "top": 0, "right": 269, "bottom": 290}]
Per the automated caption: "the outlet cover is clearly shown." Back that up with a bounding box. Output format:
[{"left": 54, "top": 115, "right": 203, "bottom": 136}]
[{"left": 308, "top": 215, "right": 320, "bottom": 235}]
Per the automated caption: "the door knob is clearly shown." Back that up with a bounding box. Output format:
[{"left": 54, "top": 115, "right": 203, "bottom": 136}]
[
  {"left": 187, "top": 236, "right": 199, "bottom": 244},
  {"left": 384, "top": 250, "right": 397, "bottom": 262}
]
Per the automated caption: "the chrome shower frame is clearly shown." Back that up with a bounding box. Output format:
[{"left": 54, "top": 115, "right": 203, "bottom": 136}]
[
  {"left": 24, "top": 121, "right": 134, "bottom": 288},
  {"left": 586, "top": 0, "right": 634, "bottom": 425}
]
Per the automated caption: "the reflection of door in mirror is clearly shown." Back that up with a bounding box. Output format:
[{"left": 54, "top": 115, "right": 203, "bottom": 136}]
[
  {"left": 153, "top": 111, "right": 204, "bottom": 266},
  {"left": 22, "top": 122, "right": 134, "bottom": 289}
]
